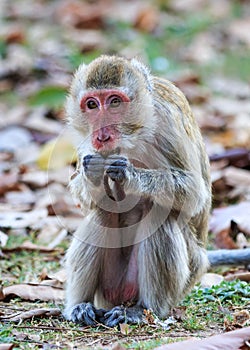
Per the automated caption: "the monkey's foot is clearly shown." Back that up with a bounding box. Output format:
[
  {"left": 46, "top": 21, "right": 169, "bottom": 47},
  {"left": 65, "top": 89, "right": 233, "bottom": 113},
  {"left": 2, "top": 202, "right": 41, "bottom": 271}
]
[
  {"left": 103, "top": 305, "right": 144, "bottom": 327},
  {"left": 64, "top": 302, "right": 98, "bottom": 326}
]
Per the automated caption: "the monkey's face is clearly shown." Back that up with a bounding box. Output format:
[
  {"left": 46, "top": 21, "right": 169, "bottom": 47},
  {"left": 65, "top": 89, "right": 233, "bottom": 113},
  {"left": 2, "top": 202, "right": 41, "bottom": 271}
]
[
  {"left": 79, "top": 88, "right": 145, "bottom": 154},
  {"left": 66, "top": 56, "right": 156, "bottom": 156}
]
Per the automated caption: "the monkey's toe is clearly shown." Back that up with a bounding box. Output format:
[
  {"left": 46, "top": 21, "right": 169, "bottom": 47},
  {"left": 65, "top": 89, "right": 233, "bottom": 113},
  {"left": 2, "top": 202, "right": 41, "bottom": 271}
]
[
  {"left": 103, "top": 306, "right": 143, "bottom": 327},
  {"left": 68, "top": 302, "right": 97, "bottom": 326}
]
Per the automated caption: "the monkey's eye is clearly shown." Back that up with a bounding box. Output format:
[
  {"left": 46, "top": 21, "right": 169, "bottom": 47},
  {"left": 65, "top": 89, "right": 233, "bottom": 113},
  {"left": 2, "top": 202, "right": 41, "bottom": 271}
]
[
  {"left": 86, "top": 99, "right": 98, "bottom": 110},
  {"left": 109, "top": 96, "right": 122, "bottom": 108}
]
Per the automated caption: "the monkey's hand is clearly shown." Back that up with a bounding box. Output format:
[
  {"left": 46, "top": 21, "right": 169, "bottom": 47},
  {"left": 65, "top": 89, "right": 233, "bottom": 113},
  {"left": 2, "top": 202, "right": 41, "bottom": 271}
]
[
  {"left": 83, "top": 154, "right": 105, "bottom": 186},
  {"left": 105, "top": 156, "right": 134, "bottom": 184},
  {"left": 64, "top": 302, "right": 100, "bottom": 326},
  {"left": 103, "top": 305, "right": 144, "bottom": 327}
]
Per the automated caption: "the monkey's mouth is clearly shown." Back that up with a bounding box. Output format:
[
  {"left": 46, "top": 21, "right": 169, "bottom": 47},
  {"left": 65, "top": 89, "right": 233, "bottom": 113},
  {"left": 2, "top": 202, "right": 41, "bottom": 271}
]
[{"left": 96, "top": 146, "right": 121, "bottom": 158}]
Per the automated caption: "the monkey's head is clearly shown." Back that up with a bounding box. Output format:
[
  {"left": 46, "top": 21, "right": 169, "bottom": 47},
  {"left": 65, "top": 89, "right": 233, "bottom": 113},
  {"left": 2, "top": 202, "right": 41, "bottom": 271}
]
[{"left": 66, "top": 55, "right": 155, "bottom": 155}]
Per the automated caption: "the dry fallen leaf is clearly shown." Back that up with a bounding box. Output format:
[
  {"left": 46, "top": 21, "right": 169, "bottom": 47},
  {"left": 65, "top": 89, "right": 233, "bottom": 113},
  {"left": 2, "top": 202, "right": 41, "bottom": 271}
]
[
  {"left": 0, "top": 307, "right": 61, "bottom": 322},
  {"left": 229, "top": 18, "right": 250, "bottom": 47},
  {"left": 210, "top": 202, "right": 250, "bottom": 236},
  {"left": 2, "top": 240, "right": 63, "bottom": 253},
  {"left": 119, "top": 323, "right": 132, "bottom": 335},
  {"left": 0, "top": 209, "right": 48, "bottom": 229},
  {"left": 0, "top": 344, "right": 14, "bottom": 350},
  {"left": 134, "top": 7, "right": 159, "bottom": 32},
  {"left": 0, "top": 172, "right": 19, "bottom": 196},
  {"left": 225, "top": 272, "right": 250, "bottom": 283},
  {"left": 200, "top": 273, "right": 224, "bottom": 288},
  {"left": 20, "top": 171, "right": 49, "bottom": 188},
  {"left": 155, "top": 326, "right": 250, "bottom": 349},
  {"left": 37, "top": 136, "right": 76, "bottom": 171},
  {"left": 0, "top": 283, "right": 64, "bottom": 302},
  {"left": 0, "top": 230, "right": 8, "bottom": 247},
  {"left": 223, "top": 166, "right": 250, "bottom": 188},
  {"left": 224, "top": 310, "right": 250, "bottom": 331}
]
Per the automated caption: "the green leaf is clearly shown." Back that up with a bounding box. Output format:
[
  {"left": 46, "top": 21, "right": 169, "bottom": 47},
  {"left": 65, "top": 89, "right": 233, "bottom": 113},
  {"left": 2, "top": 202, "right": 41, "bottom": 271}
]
[{"left": 29, "top": 86, "right": 67, "bottom": 109}]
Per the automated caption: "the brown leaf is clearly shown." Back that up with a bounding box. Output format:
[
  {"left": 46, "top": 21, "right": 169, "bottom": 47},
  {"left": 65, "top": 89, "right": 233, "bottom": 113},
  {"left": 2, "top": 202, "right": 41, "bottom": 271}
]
[
  {"left": 200, "top": 273, "right": 224, "bottom": 288},
  {"left": 211, "top": 97, "right": 250, "bottom": 118},
  {"left": 46, "top": 269, "right": 67, "bottom": 284},
  {"left": 134, "top": 7, "right": 159, "bottom": 32},
  {"left": 224, "top": 310, "right": 250, "bottom": 331},
  {"left": 0, "top": 126, "right": 32, "bottom": 153},
  {"left": 0, "top": 283, "right": 64, "bottom": 302},
  {"left": 5, "top": 186, "right": 36, "bottom": 207},
  {"left": 0, "top": 344, "right": 14, "bottom": 350},
  {"left": 214, "top": 228, "right": 238, "bottom": 249},
  {"left": 155, "top": 326, "right": 250, "bottom": 349},
  {"left": 208, "top": 77, "right": 250, "bottom": 99},
  {"left": 210, "top": 202, "right": 250, "bottom": 236},
  {"left": 0, "top": 209, "right": 48, "bottom": 229},
  {"left": 56, "top": 1, "right": 107, "bottom": 29},
  {"left": 225, "top": 272, "right": 250, "bottom": 283},
  {"left": 214, "top": 219, "right": 249, "bottom": 250},
  {"left": 143, "top": 308, "right": 155, "bottom": 324},
  {"left": 223, "top": 167, "right": 250, "bottom": 189},
  {"left": 0, "top": 307, "right": 61, "bottom": 322},
  {"left": 172, "top": 307, "right": 186, "bottom": 322},
  {"left": 3, "top": 240, "right": 63, "bottom": 253},
  {"left": 229, "top": 18, "right": 250, "bottom": 47},
  {"left": 20, "top": 171, "right": 49, "bottom": 188},
  {"left": 39, "top": 268, "right": 66, "bottom": 288},
  {"left": 119, "top": 323, "right": 132, "bottom": 335},
  {"left": 181, "top": 33, "right": 216, "bottom": 64},
  {"left": 210, "top": 149, "right": 250, "bottom": 168},
  {"left": 0, "top": 231, "right": 8, "bottom": 247},
  {"left": 0, "top": 172, "right": 19, "bottom": 196},
  {"left": 4, "top": 25, "right": 25, "bottom": 44}
]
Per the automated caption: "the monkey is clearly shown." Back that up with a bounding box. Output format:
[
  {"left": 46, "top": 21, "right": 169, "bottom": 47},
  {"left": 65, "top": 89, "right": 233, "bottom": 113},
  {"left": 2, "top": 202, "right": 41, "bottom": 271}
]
[{"left": 63, "top": 55, "right": 211, "bottom": 327}]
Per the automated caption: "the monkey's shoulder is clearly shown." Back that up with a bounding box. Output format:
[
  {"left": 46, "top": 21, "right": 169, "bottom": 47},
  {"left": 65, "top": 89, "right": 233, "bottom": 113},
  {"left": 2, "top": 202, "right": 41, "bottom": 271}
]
[
  {"left": 151, "top": 76, "right": 200, "bottom": 138},
  {"left": 152, "top": 76, "right": 189, "bottom": 109}
]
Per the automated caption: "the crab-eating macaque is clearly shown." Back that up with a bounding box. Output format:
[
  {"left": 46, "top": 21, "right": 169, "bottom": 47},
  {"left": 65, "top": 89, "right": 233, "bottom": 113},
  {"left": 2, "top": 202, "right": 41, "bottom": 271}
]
[{"left": 63, "top": 55, "right": 211, "bottom": 327}]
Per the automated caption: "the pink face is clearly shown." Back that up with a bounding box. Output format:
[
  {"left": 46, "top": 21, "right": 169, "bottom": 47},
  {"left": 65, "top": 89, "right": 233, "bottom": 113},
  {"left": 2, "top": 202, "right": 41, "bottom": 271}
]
[{"left": 80, "top": 89, "right": 130, "bottom": 152}]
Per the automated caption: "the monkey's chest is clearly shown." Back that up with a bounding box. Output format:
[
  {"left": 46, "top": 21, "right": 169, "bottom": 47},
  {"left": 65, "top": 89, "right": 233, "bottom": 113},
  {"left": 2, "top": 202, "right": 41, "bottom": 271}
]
[{"left": 100, "top": 246, "right": 139, "bottom": 305}]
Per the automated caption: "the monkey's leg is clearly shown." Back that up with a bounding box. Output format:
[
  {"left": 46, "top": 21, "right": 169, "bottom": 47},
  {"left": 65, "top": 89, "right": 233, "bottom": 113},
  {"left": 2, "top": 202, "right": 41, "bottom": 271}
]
[
  {"left": 64, "top": 220, "right": 103, "bottom": 325},
  {"left": 102, "top": 305, "right": 144, "bottom": 327},
  {"left": 138, "top": 218, "right": 191, "bottom": 319}
]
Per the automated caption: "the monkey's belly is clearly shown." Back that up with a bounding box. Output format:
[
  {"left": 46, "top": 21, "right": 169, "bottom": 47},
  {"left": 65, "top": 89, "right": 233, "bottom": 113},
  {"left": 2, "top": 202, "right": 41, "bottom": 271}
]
[
  {"left": 101, "top": 246, "right": 139, "bottom": 305},
  {"left": 103, "top": 281, "right": 138, "bottom": 305}
]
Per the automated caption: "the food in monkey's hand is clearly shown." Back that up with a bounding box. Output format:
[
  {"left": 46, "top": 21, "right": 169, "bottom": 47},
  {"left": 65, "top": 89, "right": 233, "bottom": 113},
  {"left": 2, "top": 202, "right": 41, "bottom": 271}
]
[{"left": 64, "top": 55, "right": 211, "bottom": 327}]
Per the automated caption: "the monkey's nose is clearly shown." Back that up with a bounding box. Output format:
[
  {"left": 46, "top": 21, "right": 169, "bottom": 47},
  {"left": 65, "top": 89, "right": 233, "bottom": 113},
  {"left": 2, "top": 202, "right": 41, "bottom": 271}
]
[{"left": 97, "top": 128, "right": 111, "bottom": 142}]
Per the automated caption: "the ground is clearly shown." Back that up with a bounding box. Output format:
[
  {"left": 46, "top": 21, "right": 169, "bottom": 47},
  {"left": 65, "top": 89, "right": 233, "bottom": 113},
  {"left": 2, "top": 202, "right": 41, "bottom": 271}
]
[{"left": 0, "top": 0, "right": 250, "bottom": 348}]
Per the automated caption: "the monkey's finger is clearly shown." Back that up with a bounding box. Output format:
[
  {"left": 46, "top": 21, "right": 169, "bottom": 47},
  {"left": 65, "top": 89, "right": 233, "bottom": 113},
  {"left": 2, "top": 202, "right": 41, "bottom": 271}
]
[
  {"left": 70, "top": 302, "right": 97, "bottom": 326},
  {"left": 105, "top": 164, "right": 126, "bottom": 171},
  {"left": 105, "top": 157, "right": 128, "bottom": 167},
  {"left": 104, "top": 314, "right": 125, "bottom": 327},
  {"left": 105, "top": 170, "right": 126, "bottom": 182},
  {"left": 103, "top": 307, "right": 126, "bottom": 327},
  {"left": 83, "top": 154, "right": 104, "bottom": 167}
]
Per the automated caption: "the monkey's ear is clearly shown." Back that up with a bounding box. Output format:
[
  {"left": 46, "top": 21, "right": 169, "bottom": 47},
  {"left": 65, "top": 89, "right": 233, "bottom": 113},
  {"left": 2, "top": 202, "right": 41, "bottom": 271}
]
[{"left": 130, "top": 58, "right": 153, "bottom": 92}]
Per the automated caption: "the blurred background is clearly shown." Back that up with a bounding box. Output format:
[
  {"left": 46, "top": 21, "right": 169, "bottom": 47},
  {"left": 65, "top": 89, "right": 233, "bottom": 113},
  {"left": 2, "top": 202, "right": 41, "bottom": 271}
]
[
  {"left": 0, "top": 0, "right": 250, "bottom": 247},
  {"left": 0, "top": 1, "right": 250, "bottom": 346}
]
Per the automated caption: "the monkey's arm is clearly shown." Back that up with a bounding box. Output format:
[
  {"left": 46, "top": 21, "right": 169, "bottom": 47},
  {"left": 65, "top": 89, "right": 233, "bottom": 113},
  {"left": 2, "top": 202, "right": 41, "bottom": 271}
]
[{"left": 105, "top": 157, "right": 209, "bottom": 216}]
